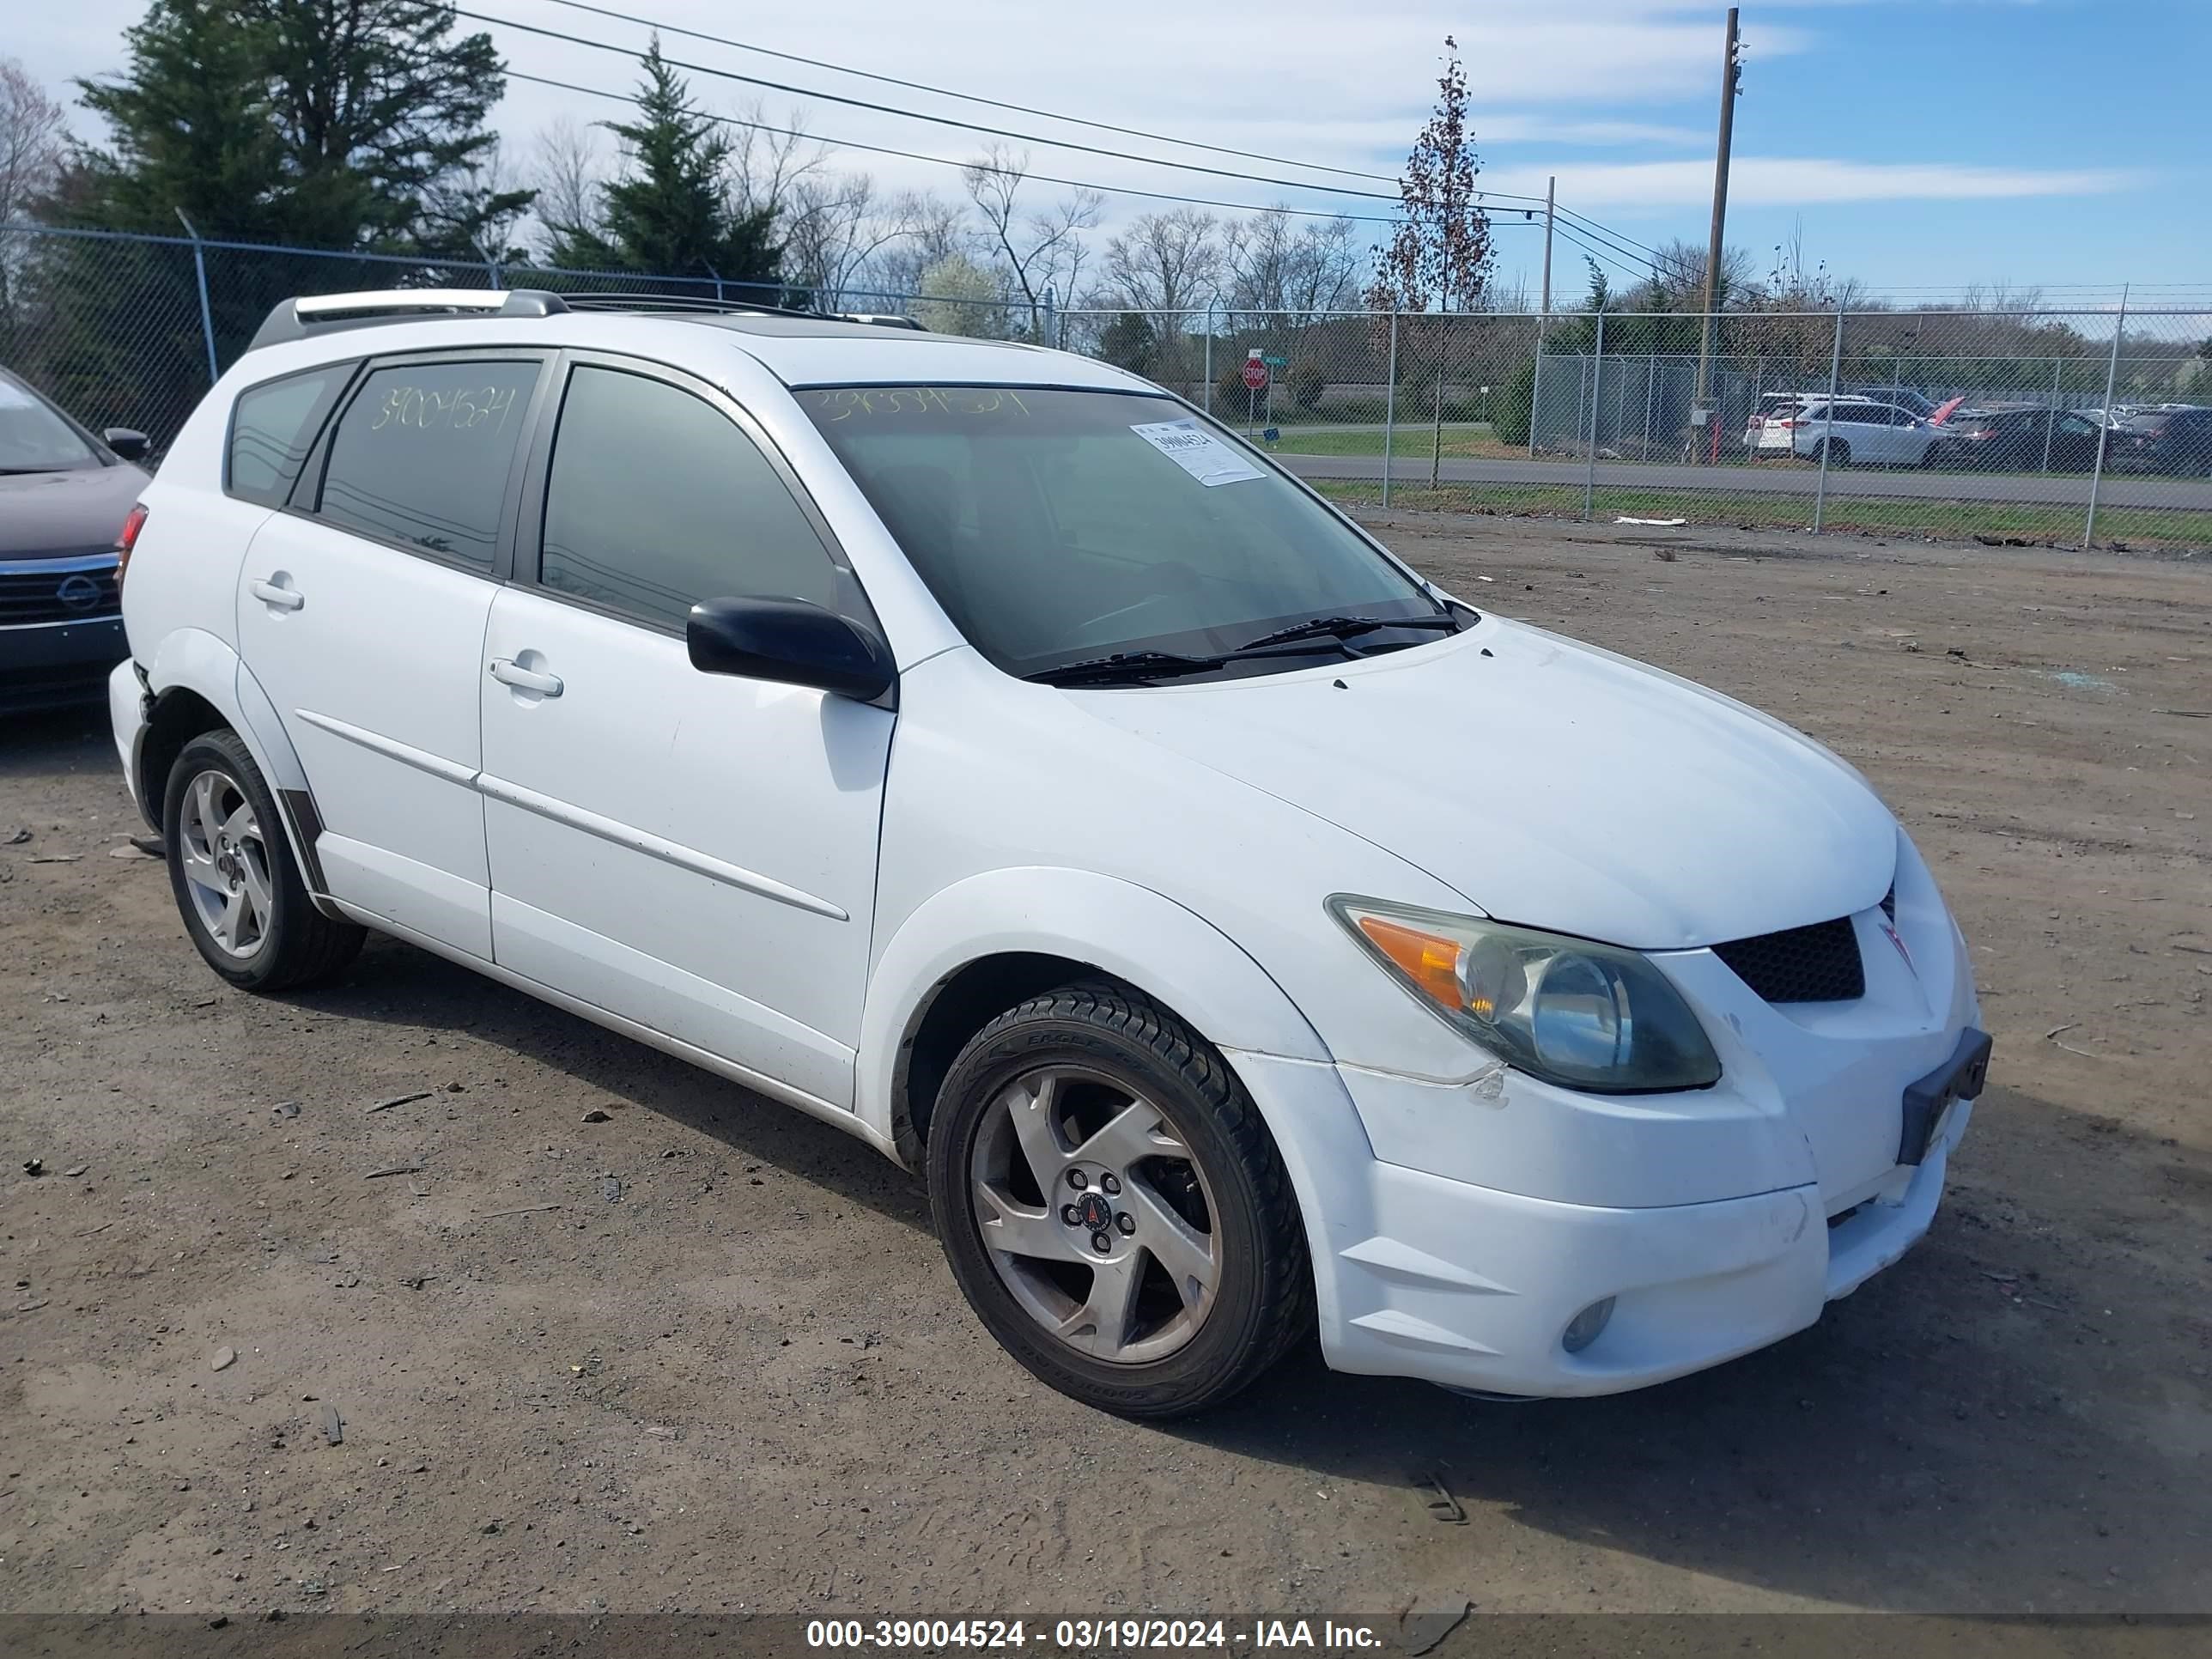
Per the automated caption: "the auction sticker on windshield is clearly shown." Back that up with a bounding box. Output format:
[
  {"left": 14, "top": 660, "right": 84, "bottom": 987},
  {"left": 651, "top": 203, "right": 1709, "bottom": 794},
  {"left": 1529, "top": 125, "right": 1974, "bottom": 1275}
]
[{"left": 1130, "top": 419, "right": 1264, "bottom": 487}]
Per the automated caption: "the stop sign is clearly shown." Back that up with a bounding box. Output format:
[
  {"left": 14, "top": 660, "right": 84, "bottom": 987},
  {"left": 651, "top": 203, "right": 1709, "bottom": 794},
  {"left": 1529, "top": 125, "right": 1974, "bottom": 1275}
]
[{"left": 1242, "top": 356, "right": 1269, "bottom": 391}]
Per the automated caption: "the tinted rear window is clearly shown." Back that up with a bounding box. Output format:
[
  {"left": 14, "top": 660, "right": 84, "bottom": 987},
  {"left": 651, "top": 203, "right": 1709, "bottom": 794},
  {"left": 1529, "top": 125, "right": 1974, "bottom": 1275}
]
[
  {"left": 228, "top": 367, "right": 348, "bottom": 506},
  {"left": 316, "top": 361, "right": 540, "bottom": 570}
]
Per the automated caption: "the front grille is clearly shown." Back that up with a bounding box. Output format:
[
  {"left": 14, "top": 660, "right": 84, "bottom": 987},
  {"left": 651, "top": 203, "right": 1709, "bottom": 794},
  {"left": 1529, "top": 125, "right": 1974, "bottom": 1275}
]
[
  {"left": 0, "top": 560, "right": 120, "bottom": 626},
  {"left": 1712, "top": 914, "right": 1866, "bottom": 1003}
]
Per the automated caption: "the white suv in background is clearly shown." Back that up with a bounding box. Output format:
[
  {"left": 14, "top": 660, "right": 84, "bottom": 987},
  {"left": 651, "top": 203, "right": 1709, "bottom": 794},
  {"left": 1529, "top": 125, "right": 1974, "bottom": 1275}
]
[
  {"left": 1789, "top": 398, "right": 1948, "bottom": 467},
  {"left": 109, "top": 289, "right": 1991, "bottom": 1418}
]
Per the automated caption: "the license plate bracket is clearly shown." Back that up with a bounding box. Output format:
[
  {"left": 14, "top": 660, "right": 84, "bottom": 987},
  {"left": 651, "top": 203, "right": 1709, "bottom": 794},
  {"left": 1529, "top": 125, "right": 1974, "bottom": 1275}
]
[{"left": 1899, "top": 1028, "right": 1993, "bottom": 1165}]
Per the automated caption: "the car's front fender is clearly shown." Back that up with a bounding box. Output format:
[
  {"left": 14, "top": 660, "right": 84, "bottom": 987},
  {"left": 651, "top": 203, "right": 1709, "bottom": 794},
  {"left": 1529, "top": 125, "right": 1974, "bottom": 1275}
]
[{"left": 856, "top": 866, "right": 1337, "bottom": 1151}]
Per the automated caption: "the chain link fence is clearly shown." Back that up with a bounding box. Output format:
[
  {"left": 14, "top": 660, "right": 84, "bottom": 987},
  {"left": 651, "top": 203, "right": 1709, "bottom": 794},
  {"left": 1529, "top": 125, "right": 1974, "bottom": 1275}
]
[
  {"left": 0, "top": 222, "right": 1035, "bottom": 448},
  {"left": 4, "top": 224, "right": 2207, "bottom": 551},
  {"left": 1058, "top": 301, "right": 2212, "bottom": 552}
]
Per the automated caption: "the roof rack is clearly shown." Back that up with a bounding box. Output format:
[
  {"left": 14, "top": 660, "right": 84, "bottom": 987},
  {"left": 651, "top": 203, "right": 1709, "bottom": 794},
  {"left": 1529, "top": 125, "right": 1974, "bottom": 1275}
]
[
  {"left": 556, "top": 290, "right": 801, "bottom": 318},
  {"left": 244, "top": 285, "right": 935, "bottom": 355},
  {"left": 247, "top": 288, "right": 570, "bottom": 351},
  {"left": 556, "top": 292, "right": 927, "bottom": 329}
]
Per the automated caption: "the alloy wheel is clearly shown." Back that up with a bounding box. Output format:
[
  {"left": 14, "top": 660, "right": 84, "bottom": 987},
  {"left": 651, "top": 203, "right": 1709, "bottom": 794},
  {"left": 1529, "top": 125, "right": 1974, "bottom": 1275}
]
[
  {"left": 176, "top": 768, "right": 270, "bottom": 958},
  {"left": 968, "top": 1064, "right": 1223, "bottom": 1364}
]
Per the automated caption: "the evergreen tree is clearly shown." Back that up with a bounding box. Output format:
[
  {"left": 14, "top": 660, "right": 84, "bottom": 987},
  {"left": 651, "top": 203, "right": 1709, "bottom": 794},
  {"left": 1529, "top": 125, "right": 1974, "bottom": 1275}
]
[
  {"left": 544, "top": 40, "right": 781, "bottom": 291},
  {"left": 67, "top": 0, "right": 288, "bottom": 239},
  {"left": 66, "top": 0, "right": 527, "bottom": 255}
]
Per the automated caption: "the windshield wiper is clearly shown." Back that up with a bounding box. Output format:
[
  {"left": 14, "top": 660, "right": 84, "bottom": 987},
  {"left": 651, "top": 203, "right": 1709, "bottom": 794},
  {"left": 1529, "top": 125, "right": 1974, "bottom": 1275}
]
[
  {"left": 1234, "top": 612, "right": 1464, "bottom": 653},
  {"left": 1027, "top": 611, "right": 1469, "bottom": 687},
  {"left": 1024, "top": 648, "right": 1230, "bottom": 687}
]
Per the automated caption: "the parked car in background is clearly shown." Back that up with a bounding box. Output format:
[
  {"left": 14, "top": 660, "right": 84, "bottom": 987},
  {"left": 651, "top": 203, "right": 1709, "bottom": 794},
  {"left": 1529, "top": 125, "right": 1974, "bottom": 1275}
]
[
  {"left": 1743, "top": 392, "right": 1887, "bottom": 458},
  {"left": 2108, "top": 406, "right": 2212, "bottom": 475},
  {"left": 1, "top": 366, "right": 152, "bottom": 714},
  {"left": 1788, "top": 399, "right": 1947, "bottom": 468},
  {"left": 1850, "top": 385, "right": 1936, "bottom": 419},
  {"left": 1743, "top": 392, "right": 1821, "bottom": 457},
  {"left": 1921, "top": 404, "right": 2111, "bottom": 472}
]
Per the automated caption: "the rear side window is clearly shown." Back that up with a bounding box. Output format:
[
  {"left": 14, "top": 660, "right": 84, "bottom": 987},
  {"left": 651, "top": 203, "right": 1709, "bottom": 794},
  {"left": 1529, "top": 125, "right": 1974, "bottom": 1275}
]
[
  {"left": 315, "top": 360, "right": 540, "bottom": 571},
  {"left": 537, "top": 365, "right": 836, "bottom": 630},
  {"left": 227, "top": 367, "right": 347, "bottom": 506}
]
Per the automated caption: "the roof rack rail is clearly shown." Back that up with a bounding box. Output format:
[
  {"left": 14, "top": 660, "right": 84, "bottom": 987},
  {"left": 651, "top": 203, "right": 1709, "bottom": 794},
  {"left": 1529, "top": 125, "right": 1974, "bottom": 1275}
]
[
  {"left": 554, "top": 290, "right": 803, "bottom": 318},
  {"left": 555, "top": 292, "right": 928, "bottom": 330},
  {"left": 246, "top": 288, "right": 569, "bottom": 352}
]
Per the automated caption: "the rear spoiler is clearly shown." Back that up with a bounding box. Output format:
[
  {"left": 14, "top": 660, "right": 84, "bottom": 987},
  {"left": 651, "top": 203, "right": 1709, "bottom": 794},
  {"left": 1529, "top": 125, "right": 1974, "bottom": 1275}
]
[{"left": 246, "top": 289, "right": 569, "bottom": 352}]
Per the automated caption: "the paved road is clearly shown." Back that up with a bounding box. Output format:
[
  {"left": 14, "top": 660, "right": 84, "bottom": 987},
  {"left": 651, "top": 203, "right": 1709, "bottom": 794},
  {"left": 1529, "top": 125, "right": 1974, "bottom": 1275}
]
[{"left": 1277, "top": 450, "right": 2212, "bottom": 511}]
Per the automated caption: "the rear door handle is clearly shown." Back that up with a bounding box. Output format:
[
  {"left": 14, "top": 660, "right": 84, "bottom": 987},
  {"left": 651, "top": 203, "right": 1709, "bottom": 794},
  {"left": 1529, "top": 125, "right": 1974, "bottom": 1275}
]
[
  {"left": 249, "top": 578, "right": 304, "bottom": 612},
  {"left": 489, "top": 658, "right": 563, "bottom": 697}
]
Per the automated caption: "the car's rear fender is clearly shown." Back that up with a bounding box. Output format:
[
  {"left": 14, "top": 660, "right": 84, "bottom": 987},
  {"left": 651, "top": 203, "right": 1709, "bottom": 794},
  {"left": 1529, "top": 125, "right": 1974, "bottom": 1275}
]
[{"left": 136, "top": 628, "right": 337, "bottom": 915}]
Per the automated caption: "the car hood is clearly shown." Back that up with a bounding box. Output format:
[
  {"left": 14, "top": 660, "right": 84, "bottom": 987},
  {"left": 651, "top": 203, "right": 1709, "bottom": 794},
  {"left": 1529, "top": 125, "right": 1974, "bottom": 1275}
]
[
  {"left": 0, "top": 463, "right": 149, "bottom": 557},
  {"left": 1069, "top": 620, "right": 1896, "bottom": 951}
]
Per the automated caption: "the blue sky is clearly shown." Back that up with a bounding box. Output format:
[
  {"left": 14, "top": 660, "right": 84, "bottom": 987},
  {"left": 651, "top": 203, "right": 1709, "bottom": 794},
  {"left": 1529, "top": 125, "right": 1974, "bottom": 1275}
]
[{"left": 11, "top": 0, "right": 2209, "bottom": 305}]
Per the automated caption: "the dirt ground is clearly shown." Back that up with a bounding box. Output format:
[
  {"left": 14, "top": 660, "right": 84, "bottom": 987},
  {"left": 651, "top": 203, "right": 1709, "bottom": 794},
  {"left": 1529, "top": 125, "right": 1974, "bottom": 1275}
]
[{"left": 2, "top": 514, "right": 2208, "bottom": 1623}]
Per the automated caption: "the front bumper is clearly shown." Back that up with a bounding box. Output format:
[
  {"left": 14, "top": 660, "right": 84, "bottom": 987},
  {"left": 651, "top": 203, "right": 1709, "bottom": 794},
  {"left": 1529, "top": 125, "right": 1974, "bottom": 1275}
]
[
  {"left": 1232, "top": 1048, "right": 1973, "bottom": 1398},
  {"left": 0, "top": 615, "right": 127, "bottom": 714}
]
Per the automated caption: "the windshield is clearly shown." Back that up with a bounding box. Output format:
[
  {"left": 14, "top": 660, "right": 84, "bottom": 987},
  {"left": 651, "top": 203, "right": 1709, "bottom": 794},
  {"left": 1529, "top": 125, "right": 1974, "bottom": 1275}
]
[
  {"left": 801, "top": 385, "right": 1448, "bottom": 678},
  {"left": 0, "top": 377, "right": 100, "bottom": 472}
]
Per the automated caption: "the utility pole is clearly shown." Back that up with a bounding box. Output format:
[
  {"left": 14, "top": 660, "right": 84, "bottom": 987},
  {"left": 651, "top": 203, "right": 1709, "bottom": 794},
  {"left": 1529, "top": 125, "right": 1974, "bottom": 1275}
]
[
  {"left": 1540, "top": 175, "right": 1556, "bottom": 313},
  {"left": 1529, "top": 175, "right": 1556, "bottom": 459},
  {"left": 1692, "top": 7, "right": 1741, "bottom": 460}
]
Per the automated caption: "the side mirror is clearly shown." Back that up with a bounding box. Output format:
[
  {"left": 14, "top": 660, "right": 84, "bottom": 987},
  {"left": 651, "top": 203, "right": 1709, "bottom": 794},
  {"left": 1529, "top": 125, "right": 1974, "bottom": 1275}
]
[
  {"left": 687, "top": 595, "right": 895, "bottom": 702},
  {"left": 104, "top": 428, "right": 150, "bottom": 462}
]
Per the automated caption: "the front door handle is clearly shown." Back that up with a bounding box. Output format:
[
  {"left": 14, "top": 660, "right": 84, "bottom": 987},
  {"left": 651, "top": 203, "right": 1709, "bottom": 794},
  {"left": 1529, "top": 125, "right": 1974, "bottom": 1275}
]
[
  {"left": 489, "top": 657, "right": 563, "bottom": 697},
  {"left": 249, "top": 578, "right": 304, "bottom": 612}
]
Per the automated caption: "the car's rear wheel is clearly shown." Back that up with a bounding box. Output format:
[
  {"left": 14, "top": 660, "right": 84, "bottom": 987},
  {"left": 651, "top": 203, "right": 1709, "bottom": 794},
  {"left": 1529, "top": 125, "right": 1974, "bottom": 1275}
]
[
  {"left": 927, "top": 981, "right": 1311, "bottom": 1419},
  {"left": 163, "top": 730, "right": 364, "bottom": 992},
  {"left": 1816, "top": 438, "right": 1850, "bottom": 467}
]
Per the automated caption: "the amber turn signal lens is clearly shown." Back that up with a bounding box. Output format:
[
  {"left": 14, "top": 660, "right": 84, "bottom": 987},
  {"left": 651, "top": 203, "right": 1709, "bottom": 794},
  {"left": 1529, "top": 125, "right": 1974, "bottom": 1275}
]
[{"left": 1353, "top": 915, "right": 1463, "bottom": 1011}]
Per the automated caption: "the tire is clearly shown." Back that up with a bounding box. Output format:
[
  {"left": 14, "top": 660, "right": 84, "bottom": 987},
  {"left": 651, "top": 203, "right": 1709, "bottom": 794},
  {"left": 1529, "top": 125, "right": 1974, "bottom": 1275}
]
[
  {"left": 927, "top": 981, "right": 1312, "bottom": 1419},
  {"left": 163, "top": 729, "right": 364, "bottom": 992},
  {"left": 1817, "top": 438, "right": 1850, "bottom": 467}
]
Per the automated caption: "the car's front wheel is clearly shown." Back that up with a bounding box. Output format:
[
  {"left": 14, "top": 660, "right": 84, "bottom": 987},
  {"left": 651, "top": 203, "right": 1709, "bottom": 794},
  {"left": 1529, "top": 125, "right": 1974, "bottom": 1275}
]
[
  {"left": 163, "top": 730, "right": 364, "bottom": 992},
  {"left": 927, "top": 982, "right": 1311, "bottom": 1418}
]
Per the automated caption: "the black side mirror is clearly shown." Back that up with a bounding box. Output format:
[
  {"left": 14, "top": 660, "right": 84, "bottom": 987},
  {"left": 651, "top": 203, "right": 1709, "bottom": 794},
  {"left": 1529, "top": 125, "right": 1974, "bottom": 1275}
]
[
  {"left": 104, "top": 428, "right": 150, "bottom": 461},
  {"left": 687, "top": 596, "right": 895, "bottom": 702}
]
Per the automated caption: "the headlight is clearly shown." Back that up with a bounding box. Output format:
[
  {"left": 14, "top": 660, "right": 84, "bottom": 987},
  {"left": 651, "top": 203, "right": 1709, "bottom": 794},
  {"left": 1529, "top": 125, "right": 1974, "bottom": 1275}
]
[{"left": 1328, "top": 896, "right": 1721, "bottom": 1093}]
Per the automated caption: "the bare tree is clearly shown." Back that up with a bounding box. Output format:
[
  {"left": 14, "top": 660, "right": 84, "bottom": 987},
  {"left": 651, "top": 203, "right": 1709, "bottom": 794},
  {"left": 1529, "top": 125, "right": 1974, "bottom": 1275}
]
[
  {"left": 783, "top": 173, "right": 975, "bottom": 309},
  {"left": 867, "top": 191, "right": 968, "bottom": 300},
  {"left": 530, "top": 115, "right": 605, "bottom": 254},
  {"left": 725, "top": 99, "right": 830, "bottom": 222},
  {"left": 1368, "top": 36, "right": 1493, "bottom": 313},
  {"left": 962, "top": 144, "right": 1099, "bottom": 338},
  {"left": 1223, "top": 207, "right": 1362, "bottom": 325},
  {"left": 1753, "top": 218, "right": 1867, "bottom": 313},
  {"left": 1097, "top": 207, "right": 1224, "bottom": 333},
  {"left": 0, "top": 58, "right": 68, "bottom": 228},
  {"left": 1638, "top": 237, "right": 1757, "bottom": 311}
]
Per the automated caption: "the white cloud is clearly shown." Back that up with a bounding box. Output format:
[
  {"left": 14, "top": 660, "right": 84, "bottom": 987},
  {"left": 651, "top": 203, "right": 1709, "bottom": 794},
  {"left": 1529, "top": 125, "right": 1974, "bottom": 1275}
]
[{"left": 1487, "top": 155, "right": 2142, "bottom": 210}]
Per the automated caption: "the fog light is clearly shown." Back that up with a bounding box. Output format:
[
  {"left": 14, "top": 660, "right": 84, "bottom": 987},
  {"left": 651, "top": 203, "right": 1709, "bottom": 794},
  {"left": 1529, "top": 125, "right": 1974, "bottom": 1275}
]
[{"left": 1562, "top": 1297, "right": 1615, "bottom": 1354}]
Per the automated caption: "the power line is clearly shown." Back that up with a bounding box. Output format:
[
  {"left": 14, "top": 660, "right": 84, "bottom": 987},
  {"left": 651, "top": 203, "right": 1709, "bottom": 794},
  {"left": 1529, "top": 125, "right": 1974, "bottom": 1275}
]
[
  {"left": 1549, "top": 216, "right": 1657, "bottom": 274},
  {"left": 535, "top": 0, "right": 1410, "bottom": 191},
  {"left": 1555, "top": 204, "right": 1662, "bottom": 261},
  {"left": 466, "top": 6, "right": 1565, "bottom": 216},
  {"left": 1551, "top": 221, "right": 1647, "bottom": 286},
  {"left": 504, "top": 67, "right": 1558, "bottom": 231},
  {"left": 467, "top": 9, "right": 1426, "bottom": 206}
]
